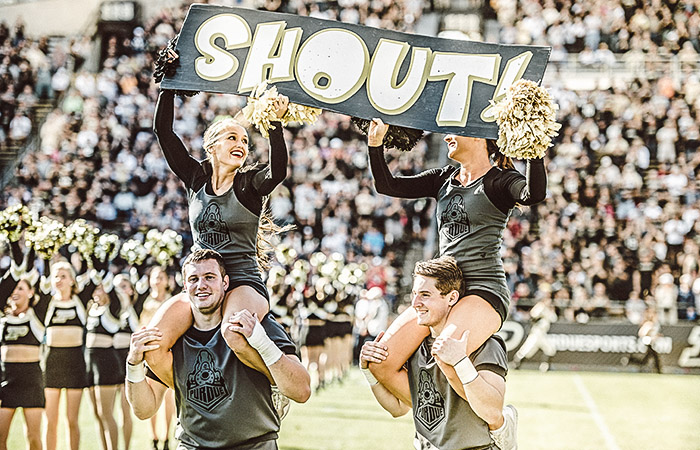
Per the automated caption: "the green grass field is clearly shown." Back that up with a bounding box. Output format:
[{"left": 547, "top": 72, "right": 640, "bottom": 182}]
[{"left": 8, "top": 369, "right": 700, "bottom": 450}]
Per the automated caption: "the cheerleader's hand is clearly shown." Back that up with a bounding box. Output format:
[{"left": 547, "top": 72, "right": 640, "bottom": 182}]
[
  {"left": 432, "top": 326, "right": 469, "bottom": 366},
  {"left": 367, "top": 118, "right": 389, "bottom": 147},
  {"left": 127, "top": 327, "right": 163, "bottom": 365},
  {"left": 360, "top": 331, "right": 388, "bottom": 369},
  {"left": 153, "top": 39, "right": 180, "bottom": 84},
  {"left": 273, "top": 94, "right": 290, "bottom": 119}
]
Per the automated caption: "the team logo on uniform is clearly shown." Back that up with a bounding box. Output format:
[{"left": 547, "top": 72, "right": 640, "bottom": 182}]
[
  {"left": 3, "top": 325, "right": 29, "bottom": 341},
  {"left": 51, "top": 309, "right": 77, "bottom": 324},
  {"left": 187, "top": 350, "right": 229, "bottom": 411},
  {"left": 415, "top": 369, "right": 445, "bottom": 431},
  {"left": 197, "top": 203, "right": 232, "bottom": 249},
  {"left": 440, "top": 195, "right": 470, "bottom": 240}
]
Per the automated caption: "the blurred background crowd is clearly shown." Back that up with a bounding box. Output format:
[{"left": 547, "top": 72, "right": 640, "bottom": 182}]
[{"left": 0, "top": 0, "right": 699, "bottom": 347}]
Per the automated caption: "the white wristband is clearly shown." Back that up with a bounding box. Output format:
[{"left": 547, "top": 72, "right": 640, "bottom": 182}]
[
  {"left": 454, "top": 357, "right": 478, "bottom": 385},
  {"left": 126, "top": 361, "right": 146, "bottom": 383},
  {"left": 361, "top": 367, "right": 379, "bottom": 386},
  {"left": 247, "top": 320, "right": 283, "bottom": 367}
]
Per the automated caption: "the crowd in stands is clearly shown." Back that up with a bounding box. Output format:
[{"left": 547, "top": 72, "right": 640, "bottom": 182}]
[
  {"left": 490, "top": 0, "right": 700, "bottom": 71},
  {"left": 0, "top": 0, "right": 699, "bottom": 329}
]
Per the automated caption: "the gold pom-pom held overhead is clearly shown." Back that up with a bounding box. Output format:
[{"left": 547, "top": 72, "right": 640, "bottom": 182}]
[
  {"left": 490, "top": 79, "right": 561, "bottom": 160},
  {"left": 0, "top": 204, "right": 35, "bottom": 242},
  {"left": 25, "top": 217, "right": 66, "bottom": 260},
  {"left": 240, "top": 81, "right": 321, "bottom": 138}
]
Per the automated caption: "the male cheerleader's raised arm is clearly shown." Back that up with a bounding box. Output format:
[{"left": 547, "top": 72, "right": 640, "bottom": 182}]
[{"left": 153, "top": 89, "right": 203, "bottom": 188}]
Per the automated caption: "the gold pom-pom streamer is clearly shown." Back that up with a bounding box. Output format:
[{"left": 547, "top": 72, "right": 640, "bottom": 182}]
[
  {"left": 25, "top": 217, "right": 66, "bottom": 259},
  {"left": 240, "top": 81, "right": 321, "bottom": 138},
  {"left": 491, "top": 79, "right": 561, "bottom": 160},
  {"left": 0, "top": 204, "right": 35, "bottom": 242},
  {"left": 65, "top": 219, "right": 100, "bottom": 265},
  {"left": 94, "top": 233, "right": 121, "bottom": 263},
  {"left": 120, "top": 239, "right": 148, "bottom": 266},
  {"left": 144, "top": 228, "right": 183, "bottom": 268}
]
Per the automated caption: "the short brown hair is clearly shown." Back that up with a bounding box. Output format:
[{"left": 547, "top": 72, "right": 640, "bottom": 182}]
[
  {"left": 413, "top": 256, "right": 464, "bottom": 297},
  {"left": 181, "top": 249, "right": 227, "bottom": 279}
]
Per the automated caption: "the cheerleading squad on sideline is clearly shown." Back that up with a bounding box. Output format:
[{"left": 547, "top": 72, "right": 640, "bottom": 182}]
[{"left": 0, "top": 218, "right": 374, "bottom": 450}]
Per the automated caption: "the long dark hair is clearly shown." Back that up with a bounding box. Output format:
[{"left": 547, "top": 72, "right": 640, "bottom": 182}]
[{"left": 487, "top": 139, "right": 514, "bottom": 170}]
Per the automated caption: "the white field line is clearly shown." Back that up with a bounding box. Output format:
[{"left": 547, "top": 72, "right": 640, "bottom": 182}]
[{"left": 573, "top": 374, "right": 621, "bottom": 450}]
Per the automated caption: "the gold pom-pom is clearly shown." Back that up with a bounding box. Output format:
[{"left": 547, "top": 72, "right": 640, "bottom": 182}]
[
  {"left": 0, "top": 204, "right": 35, "bottom": 242},
  {"left": 25, "top": 217, "right": 66, "bottom": 259},
  {"left": 65, "top": 219, "right": 100, "bottom": 265},
  {"left": 491, "top": 79, "right": 561, "bottom": 159},
  {"left": 144, "top": 228, "right": 183, "bottom": 268},
  {"left": 120, "top": 239, "right": 148, "bottom": 266},
  {"left": 94, "top": 233, "right": 121, "bottom": 263},
  {"left": 240, "top": 81, "right": 321, "bottom": 138}
]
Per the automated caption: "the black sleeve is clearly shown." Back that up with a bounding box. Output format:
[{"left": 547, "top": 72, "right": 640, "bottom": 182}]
[
  {"left": 485, "top": 159, "right": 547, "bottom": 214},
  {"left": 0, "top": 272, "right": 18, "bottom": 311},
  {"left": 78, "top": 280, "right": 96, "bottom": 307},
  {"left": 32, "top": 291, "right": 51, "bottom": 323},
  {"left": 250, "top": 124, "right": 288, "bottom": 196},
  {"left": 133, "top": 291, "right": 149, "bottom": 317},
  {"left": 471, "top": 336, "right": 508, "bottom": 379},
  {"left": 153, "top": 90, "right": 205, "bottom": 189},
  {"left": 108, "top": 288, "right": 122, "bottom": 318},
  {"left": 9, "top": 241, "right": 23, "bottom": 265},
  {"left": 368, "top": 146, "right": 447, "bottom": 199},
  {"left": 261, "top": 313, "right": 298, "bottom": 357}
]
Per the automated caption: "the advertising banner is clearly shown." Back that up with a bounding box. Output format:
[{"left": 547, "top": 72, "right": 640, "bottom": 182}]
[{"left": 499, "top": 321, "right": 700, "bottom": 373}]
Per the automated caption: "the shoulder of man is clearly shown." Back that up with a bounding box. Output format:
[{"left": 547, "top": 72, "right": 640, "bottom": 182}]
[{"left": 470, "top": 334, "right": 508, "bottom": 378}]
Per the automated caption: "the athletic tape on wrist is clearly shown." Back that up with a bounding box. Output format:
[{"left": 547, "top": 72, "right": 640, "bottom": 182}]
[
  {"left": 248, "top": 320, "right": 283, "bottom": 367},
  {"left": 126, "top": 361, "right": 146, "bottom": 383},
  {"left": 360, "top": 367, "right": 379, "bottom": 386},
  {"left": 454, "top": 356, "right": 478, "bottom": 385}
]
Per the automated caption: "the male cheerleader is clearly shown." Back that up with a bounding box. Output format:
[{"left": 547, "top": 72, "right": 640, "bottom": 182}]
[
  {"left": 361, "top": 256, "right": 517, "bottom": 450},
  {"left": 125, "top": 249, "right": 310, "bottom": 449}
]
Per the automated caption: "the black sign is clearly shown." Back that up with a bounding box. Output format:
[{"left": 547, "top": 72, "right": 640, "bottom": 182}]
[
  {"left": 161, "top": 4, "right": 551, "bottom": 139},
  {"left": 499, "top": 321, "right": 700, "bottom": 373}
]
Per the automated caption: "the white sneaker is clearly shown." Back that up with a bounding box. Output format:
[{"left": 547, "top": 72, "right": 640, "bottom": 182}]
[
  {"left": 491, "top": 404, "right": 518, "bottom": 450},
  {"left": 271, "top": 385, "right": 290, "bottom": 420}
]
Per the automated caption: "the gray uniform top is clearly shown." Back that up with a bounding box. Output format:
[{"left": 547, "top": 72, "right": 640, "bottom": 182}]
[
  {"left": 154, "top": 90, "right": 288, "bottom": 279},
  {"left": 407, "top": 335, "right": 508, "bottom": 450},
  {"left": 368, "top": 147, "right": 547, "bottom": 320},
  {"left": 437, "top": 169, "right": 510, "bottom": 275},
  {"left": 189, "top": 184, "right": 259, "bottom": 274},
  {"left": 167, "top": 315, "right": 296, "bottom": 449}
]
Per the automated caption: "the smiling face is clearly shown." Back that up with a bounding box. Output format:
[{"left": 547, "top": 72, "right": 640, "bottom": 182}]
[
  {"left": 204, "top": 120, "right": 249, "bottom": 170},
  {"left": 183, "top": 259, "right": 229, "bottom": 316},
  {"left": 9, "top": 279, "right": 33, "bottom": 314},
  {"left": 444, "top": 134, "right": 487, "bottom": 162},
  {"left": 411, "top": 275, "right": 457, "bottom": 330}
]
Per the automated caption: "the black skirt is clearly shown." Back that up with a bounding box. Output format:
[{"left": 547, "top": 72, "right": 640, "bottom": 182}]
[
  {"left": 1, "top": 361, "right": 45, "bottom": 408},
  {"left": 86, "top": 347, "right": 124, "bottom": 386},
  {"left": 44, "top": 346, "right": 89, "bottom": 389}
]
